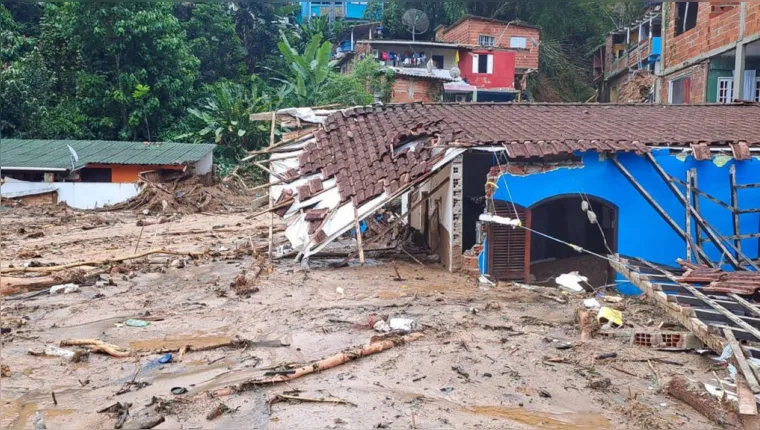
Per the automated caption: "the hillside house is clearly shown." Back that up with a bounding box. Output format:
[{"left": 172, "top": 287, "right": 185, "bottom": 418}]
[
  {"left": 348, "top": 16, "right": 540, "bottom": 103},
  {"left": 0, "top": 140, "right": 215, "bottom": 209}
]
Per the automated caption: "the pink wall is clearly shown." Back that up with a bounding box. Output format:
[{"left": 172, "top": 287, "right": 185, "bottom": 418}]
[{"left": 458, "top": 49, "right": 516, "bottom": 89}]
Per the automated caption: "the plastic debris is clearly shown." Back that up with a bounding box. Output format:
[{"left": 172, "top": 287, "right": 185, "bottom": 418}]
[
  {"left": 336, "top": 287, "right": 345, "bottom": 297},
  {"left": 171, "top": 387, "right": 188, "bottom": 395},
  {"left": 125, "top": 319, "right": 151, "bottom": 328},
  {"left": 713, "top": 344, "right": 733, "bottom": 363},
  {"left": 479, "top": 213, "right": 520, "bottom": 227},
  {"left": 33, "top": 411, "right": 46, "bottom": 430},
  {"left": 583, "top": 298, "right": 600, "bottom": 309},
  {"left": 597, "top": 307, "right": 623, "bottom": 328},
  {"left": 43, "top": 345, "right": 76, "bottom": 360},
  {"left": 50, "top": 283, "right": 80, "bottom": 294},
  {"left": 373, "top": 320, "right": 391, "bottom": 333},
  {"left": 158, "top": 353, "right": 173, "bottom": 364},
  {"left": 389, "top": 318, "right": 416, "bottom": 333},
  {"left": 555, "top": 272, "right": 588, "bottom": 293}
]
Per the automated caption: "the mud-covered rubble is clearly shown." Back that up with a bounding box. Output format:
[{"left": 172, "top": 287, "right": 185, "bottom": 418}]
[{"left": 1, "top": 207, "right": 757, "bottom": 429}]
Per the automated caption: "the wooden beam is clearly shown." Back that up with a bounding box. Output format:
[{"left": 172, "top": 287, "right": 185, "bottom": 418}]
[
  {"left": 723, "top": 328, "right": 760, "bottom": 396},
  {"left": 730, "top": 164, "right": 742, "bottom": 253},
  {"left": 639, "top": 259, "right": 760, "bottom": 343},
  {"left": 671, "top": 175, "right": 734, "bottom": 211},
  {"left": 691, "top": 169, "right": 705, "bottom": 249},
  {"left": 736, "top": 208, "right": 760, "bottom": 214},
  {"left": 724, "top": 233, "right": 760, "bottom": 241},
  {"left": 730, "top": 293, "right": 760, "bottom": 318},
  {"left": 353, "top": 202, "right": 365, "bottom": 264},
  {"left": 694, "top": 308, "right": 760, "bottom": 330},
  {"left": 669, "top": 294, "right": 748, "bottom": 313},
  {"left": 735, "top": 183, "right": 760, "bottom": 189},
  {"left": 645, "top": 153, "right": 743, "bottom": 269},
  {"left": 610, "top": 156, "right": 712, "bottom": 266},
  {"left": 686, "top": 169, "right": 693, "bottom": 262}
]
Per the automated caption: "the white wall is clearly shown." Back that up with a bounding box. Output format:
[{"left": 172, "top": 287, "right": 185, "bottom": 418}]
[
  {"left": 194, "top": 151, "right": 213, "bottom": 174},
  {"left": 1, "top": 180, "right": 139, "bottom": 209},
  {"left": 409, "top": 166, "right": 453, "bottom": 233}
]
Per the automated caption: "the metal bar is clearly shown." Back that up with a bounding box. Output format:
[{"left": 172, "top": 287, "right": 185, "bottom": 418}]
[
  {"left": 610, "top": 155, "right": 713, "bottom": 266},
  {"left": 639, "top": 259, "right": 760, "bottom": 343},
  {"left": 686, "top": 169, "right": 693, "bottom": 262},
  {"left": 645, "top": 153, "right": 741, "bottom": 269},
  {"left": 730, "top": 164, "right": 741, "bottom": 254}
]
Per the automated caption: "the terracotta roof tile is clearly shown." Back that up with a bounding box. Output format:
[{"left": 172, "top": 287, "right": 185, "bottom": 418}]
[{"left": 297, "top": 103, "right": 760, "bottom": 207}]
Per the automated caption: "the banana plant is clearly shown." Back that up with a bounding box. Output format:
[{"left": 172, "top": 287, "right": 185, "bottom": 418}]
[{"left": 275, "top": 32, "right": 337, "bottom": 107}]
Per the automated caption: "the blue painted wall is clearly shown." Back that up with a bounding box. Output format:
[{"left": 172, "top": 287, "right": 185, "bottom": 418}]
[
  {"left": 299, "top": 2, "right": 371, "bottom": 21},
  {"left": 482, "top": 150, "right": 760, "bottom": 290}
]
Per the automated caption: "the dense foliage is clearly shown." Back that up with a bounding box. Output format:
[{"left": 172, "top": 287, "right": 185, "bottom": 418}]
[{"left": 1, "top": 1, "right": 640, "bottom": 168}]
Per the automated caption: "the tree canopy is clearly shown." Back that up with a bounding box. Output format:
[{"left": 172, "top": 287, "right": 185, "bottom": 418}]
[{"left": 1, "top": 1, "right": 640, "bottom": 169}]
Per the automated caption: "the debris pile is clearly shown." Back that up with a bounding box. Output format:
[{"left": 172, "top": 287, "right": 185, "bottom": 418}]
[{"left": 617, "top": 72, "right": 656, "bottom": 103}]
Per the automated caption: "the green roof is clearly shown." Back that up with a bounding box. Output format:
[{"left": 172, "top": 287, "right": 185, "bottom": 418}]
[{"left": 0, "top": 139, "right": 215, "bottom": 171}]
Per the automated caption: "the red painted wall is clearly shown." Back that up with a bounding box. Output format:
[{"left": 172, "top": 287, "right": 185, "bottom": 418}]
[{"left": 458, "top": 49, "right": 516, "bottom": 90}]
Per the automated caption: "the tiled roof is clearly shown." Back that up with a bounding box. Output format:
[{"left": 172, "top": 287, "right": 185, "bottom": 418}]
[
  {"left": 299, "top": 103, "right": 760, "bottom": 206},
  {"left": 1, "top": 139, "right": 215, "bottom": 171}
]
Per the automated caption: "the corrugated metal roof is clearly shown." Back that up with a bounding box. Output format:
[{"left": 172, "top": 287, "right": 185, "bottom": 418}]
[{"left": 0, "top": 139, "right": 215, "bottom": 171}]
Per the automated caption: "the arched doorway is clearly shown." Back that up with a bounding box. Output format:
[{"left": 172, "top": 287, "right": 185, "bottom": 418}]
[{"left": 487, "top": 195, "right": 618, "bottom": 286}]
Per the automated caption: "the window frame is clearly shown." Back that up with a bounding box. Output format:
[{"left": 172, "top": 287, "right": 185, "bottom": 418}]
[
  {"left": 479, "top": 35, "right": 495, "bottom": 47},
  {"left": 755, "top": 78, "right": 760, "bottom": 102},
  {"left": 717, "top": 77, "right": 734, "bottom": 104},
  {"left": 510, "top": 36, "right": 528, "bottom": 49}
]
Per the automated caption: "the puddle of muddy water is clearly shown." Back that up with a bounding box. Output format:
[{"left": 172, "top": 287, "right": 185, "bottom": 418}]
[
  {"left": 2, "top": 389, "right": 83, "bottom": 429},
  {"left": 464, "top": 405, "right": 610, "bottom": 429}
]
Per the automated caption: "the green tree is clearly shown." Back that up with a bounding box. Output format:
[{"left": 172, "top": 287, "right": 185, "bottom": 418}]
[
  {"left": 276, "top": 32, "right": 337, "bottom": 106},
  {"left": 0, "top": 49, "right": 54, "bottom": 136},
  {"left": 37, "top": 2, "right": 200, "bottom": 140},
  {"left": 179, "top": 3, "right": 246, "bottom": 83}
]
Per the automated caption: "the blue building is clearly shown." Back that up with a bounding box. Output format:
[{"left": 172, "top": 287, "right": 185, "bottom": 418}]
[{"left": 299, "top": 2, "right": 374, "bottom": 22}]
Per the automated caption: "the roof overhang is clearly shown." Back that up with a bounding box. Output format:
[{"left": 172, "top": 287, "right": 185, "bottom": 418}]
[
  {"left": 357, "top": 40, "right": 460, "bottom": 49},
  {"left": 1, "top": 166, "right": 68, "bottom": 172}
]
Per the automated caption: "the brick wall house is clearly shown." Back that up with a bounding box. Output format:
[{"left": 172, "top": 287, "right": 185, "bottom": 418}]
[
  {"left": 660, "top": 2, "right": 760, "bottom": 104},
  {"left": 390, "top": 76, "right": 444, "bottom": 103}
]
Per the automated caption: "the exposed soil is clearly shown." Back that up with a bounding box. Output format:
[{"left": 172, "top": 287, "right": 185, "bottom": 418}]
[{"left": 0, "top": 207, "right": 738, "bottom": 429}]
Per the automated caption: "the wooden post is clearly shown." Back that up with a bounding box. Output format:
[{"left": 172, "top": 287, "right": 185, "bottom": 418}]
[
  {"left": 723, "top": 328, "right": 760, "bottom": 396},
  {"left": 267, "top": 111, "right": 276, "bottom": 263},
  {"left": 685, "top": 169, "right": 693, "bottom": 263},
  {"left": 730, "top": 164, "right": 741, "bottom": 255},
  {"left": 610, "top": 155, "right": 712, "bottom": 266},
  {"left": 691, "top": 168, "right": 704, "bottom": 250},
  {"left": 644, "top": 153, "right": 746, "bottom": 270},
  {"left": 353, "top": 202, "right": 365, "bottom": 264}
]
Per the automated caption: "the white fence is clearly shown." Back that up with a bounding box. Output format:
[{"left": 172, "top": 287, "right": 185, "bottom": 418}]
[{"left": 1, "top": 179, "right": 140, "bottom": 209}]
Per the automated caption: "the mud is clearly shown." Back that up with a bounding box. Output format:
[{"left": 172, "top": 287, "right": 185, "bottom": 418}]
[{"left": 1, "top": 208, "right": 728, "bottom": 429}]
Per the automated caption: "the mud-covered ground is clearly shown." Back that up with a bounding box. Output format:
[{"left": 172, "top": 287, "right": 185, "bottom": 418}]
[{"left": 0, "top": 207, "right": 737, "bottom": 429}]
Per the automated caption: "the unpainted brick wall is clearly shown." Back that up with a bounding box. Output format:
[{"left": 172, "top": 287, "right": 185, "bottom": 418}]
[
  {"left": 606, "top": 38, "right": 652, "bottom": 77},
  {"left": 440, "top": 18, "right": 540, "bottom": 70},
  {"left": 663, "top": 2, "right": 760, "bottom": 69},
  {"left": 660, "top": 61, "right": 708, "bottom": 103},
  {"left": 390, "top": 77, "right": 441, "bottom": 103}
]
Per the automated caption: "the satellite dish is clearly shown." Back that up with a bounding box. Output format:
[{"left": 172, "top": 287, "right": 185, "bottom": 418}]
[
  {"left": 402, "top": 9, "right": 429, "bottom": 41},
  {"left": 450, "top": 66, "right": 461, "bottom": 79}
]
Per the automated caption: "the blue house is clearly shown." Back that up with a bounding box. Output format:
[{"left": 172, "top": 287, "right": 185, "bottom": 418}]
[{"left": 299, "top": 2, "right": 375, "bottom": 22}]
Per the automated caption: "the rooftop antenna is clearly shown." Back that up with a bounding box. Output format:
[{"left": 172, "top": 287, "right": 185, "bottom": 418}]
[
  {"left": 66, "top": 145, "right": 79, "bottom": 171},
  {"left": 402, "top": 9, "right": 429, "bottom": 41}
]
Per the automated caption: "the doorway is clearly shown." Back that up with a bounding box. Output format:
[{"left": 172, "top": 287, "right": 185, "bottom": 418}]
[{"left": 487, "top": 195, "right": 618, "bottom": 287}]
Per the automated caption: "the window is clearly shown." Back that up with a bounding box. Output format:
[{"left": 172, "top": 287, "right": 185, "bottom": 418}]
[
  {"left": 755, "top": 78, "right": 760, "bottom": 102},
  {"left": 479, "top": 35, "right": 494, "bottom": 47},
  {"left": 432, "top": 55, "right": 444, "bottom": 69},
  {"left": 668, "top": 76, "right": 691, "bottom": 104},
  {"left": 510, "top": 36, "right": 527, "bottom": 49},
  {"left": 675, "top": 2, "right": 698, "bottom": 36},
  {"left": 472, "top": 53, "right": 493, "bottom": 74},
  {"left": 717, "top": 77, "right": 734, "bottom": 104}
]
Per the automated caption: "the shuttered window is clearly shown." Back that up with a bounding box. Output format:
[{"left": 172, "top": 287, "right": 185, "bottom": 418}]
[{"left": 487, "top": 200, "right": 530, "bottom": 282}]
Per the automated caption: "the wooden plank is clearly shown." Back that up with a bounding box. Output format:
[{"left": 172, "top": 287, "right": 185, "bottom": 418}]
[
  {"left": 686, "top": 169, "right": 693, "bottom": 262},
  {"left": 646, "top": 153, "right": 741, "bottom": 269},
  {"left": 691, "top": 169, "right": 704, "bottom": 248},
  {"left": 730, "top": 164, "right": 742, "bottom": 254},
  {"left": 736, "top": 376, "right": 759, "bottom": 415},
  {"left": 610, "top": 156, "right": 712, "bottom": 266},
  {"left": 672, "top": 174, "right": 734, "bottom": 211},
  {"left": 353, "top": 202, "right": 365, "bottom": 264},
  {"left": 737, "top": 208, "right": 760, "bottom": 214},
  {"left": 639, "top": 259, "right": 760, "bottom": 343},
  {"left": 735, "top": 183, "right": 760, "bottom": 189},
  {"left": 723, "top": 233, "right": 760, "bottom": 241},
  {"left": 723, "top": 328, "right": 760, "bottom": 395},
  {"left": 670, "top": 294, "right": 747, "bottom": 313},
  {"left": 709, "top": 323, "right": 759, "bottom": 343},
  {"left": 730, "top": 293, "right": 760, "bottom": 318}
]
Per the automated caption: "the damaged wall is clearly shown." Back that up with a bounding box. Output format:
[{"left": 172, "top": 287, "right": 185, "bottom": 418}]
[
  {"left": 407, "top": 164, "right": 455, "bottom": 270},
  {"left": 486, "top": 149, "right": 760, "bottom": 268}
]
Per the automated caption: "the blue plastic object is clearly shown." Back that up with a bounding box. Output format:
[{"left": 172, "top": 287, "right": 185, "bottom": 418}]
[{"left": 158, "top": 353, "right": 173, "bottom": 364}]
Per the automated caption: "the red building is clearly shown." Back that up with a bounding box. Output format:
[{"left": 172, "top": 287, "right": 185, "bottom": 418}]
[{"left": 349, "top": 16, "right": 540, "bottom": 103}]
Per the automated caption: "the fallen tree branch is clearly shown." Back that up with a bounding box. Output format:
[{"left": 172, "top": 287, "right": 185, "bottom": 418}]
[
  {"left": 665, "top": 376, "right": 741, "bottom": 428},
  {"left": 60, "top": 339, "right": 131, "bottom": 358},
  {"left": 213, "top": 333, "right": 423, "bottom": 396},
  {"left": 1, "top": 249, "right": 206, "bottom": 274},
  {"left": 269, "top": 394, "right": 357, "bottom": 408}
]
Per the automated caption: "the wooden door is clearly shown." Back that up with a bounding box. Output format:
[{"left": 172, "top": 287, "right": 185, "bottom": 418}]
[
  {"left": 429, "top": 203, "right": 440, "bottom": 252},
  {"left": 487, "top": 200, "right": 531, "bottom": 282}
]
